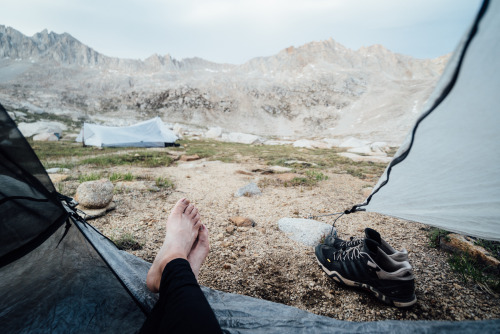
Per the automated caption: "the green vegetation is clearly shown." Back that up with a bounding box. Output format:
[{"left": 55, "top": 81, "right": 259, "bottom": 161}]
[
  {"left": 112, "top": 233, "right": 143, "bottom": 251},
  {"left": 155, "top": 176, "right": 174, "bottom": 188},
  {"left": 109, "top": 172, "right": 135, "bottom": 182},
  {"left": 81, "top": 152, "right": 173, "bottom": 168},
  {"left": 428, "top": 228, "right": 450, "bottom": 248},
  {"left": 428, "top": 228, "right": 499, "bottom": 295},
  {"left": 289, "top": 171, "right": 329, "bottom": 187},
  {"left": 474, "top": 239, "right": 500, "bottom": 261},
  {"left": 178, "top": 139, "right": 387, "bottom": 181},
  {"left": 30, "top": 138, "right": 387, "bottom": 181},
  {"left": 448, "top": 252, "right": 500, "bottom": 294},
  {"left": 78, "top": 172, "right": 103, "bottom": 183}
]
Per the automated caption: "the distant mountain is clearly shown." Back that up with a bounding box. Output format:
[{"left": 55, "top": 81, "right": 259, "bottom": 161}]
[{"left": 0, "top": 25, "right": 448, "bottom": 143}]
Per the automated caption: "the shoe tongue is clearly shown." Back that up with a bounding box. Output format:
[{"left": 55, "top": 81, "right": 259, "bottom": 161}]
[
  {"left": 362, "top": 238, "right": 379, "bottom": 258},
  {"left": 365, "top": 228, "right": 381, "bottom": 244}
]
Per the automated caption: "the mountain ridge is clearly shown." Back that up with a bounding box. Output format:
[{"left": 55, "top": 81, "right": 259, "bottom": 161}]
[{"left": 0, "top": 25, "right": 448, "bottom": 144}]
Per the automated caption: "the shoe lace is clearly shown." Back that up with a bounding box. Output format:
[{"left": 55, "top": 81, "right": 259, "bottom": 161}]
[
  {"left": 333, "top": 245, "right": 362, "bottom": 261},
  {"left": 338, "top": 237, "right": 362, "bottom": 249}
]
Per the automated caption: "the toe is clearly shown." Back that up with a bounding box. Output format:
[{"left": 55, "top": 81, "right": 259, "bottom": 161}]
[
  {"left": 185, "top": 204, "right": 194, "bottom": 215},
  {"left": 189, "top": 207, "right": 199, "bottom": 219},
  {"left": 171, "top": 198, "right": 189, "bottom": 215}
]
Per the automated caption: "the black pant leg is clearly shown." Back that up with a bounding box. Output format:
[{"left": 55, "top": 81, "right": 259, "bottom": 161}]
[{"left": 139, "top": 258, "right": 222, "bottom": 334}]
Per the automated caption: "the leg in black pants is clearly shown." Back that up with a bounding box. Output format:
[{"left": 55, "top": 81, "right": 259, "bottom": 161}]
[{"left": 140, "top": 258, "right": 222, "bottom": 333}]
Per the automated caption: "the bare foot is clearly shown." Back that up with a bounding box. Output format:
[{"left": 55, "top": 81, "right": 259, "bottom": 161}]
[
  {"left": 146, "top": 198, "right": 201, "bottom": 293},
  {"left": 187, "top": 224, "right": 210, "bottom": 281}
]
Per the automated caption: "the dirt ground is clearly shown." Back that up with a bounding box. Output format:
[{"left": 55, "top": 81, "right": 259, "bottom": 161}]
[{"left": 80, "top": 158, "right": 500, "bottom": 322}]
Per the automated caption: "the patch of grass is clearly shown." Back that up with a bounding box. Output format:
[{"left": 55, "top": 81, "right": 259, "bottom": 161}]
[
  {"left": 289, "top": 170, "right": 329, "bottom": 187},
  {"left": 109, "top": 172, "right": 135, "bottom": 182},
  {"left": 81, "top": 152, "right": 173, "bottom": 168},
  {"left": 448, "top": 252, "right": 500, "bottom": 294},
  {"left": 78, "top": 172, "right": 102, "bottom": 183},
  {"left": 428, "top": 228, "right": 450, "bottom": 248},
  {"left": 112, "top": 233, "right": 142, "bottom": 251},
  {"left": 155, "top": 176, "right": 174, "bottom": 188}
]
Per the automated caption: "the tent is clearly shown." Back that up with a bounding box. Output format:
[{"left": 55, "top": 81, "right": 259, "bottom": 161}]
[
  {"left": 1, "top": 0, "right": 499, "bottom": 332},
  {"left": 75, "top": 117, "right": 178, "bottom": 147}
]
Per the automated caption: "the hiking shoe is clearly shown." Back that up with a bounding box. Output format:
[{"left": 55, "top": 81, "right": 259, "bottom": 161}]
[
  {"left": 315, "top": 238, "right": 417, "bottom": 308},
  {"left": 324, "top": 228, "right": 408, "bottom": 262}
]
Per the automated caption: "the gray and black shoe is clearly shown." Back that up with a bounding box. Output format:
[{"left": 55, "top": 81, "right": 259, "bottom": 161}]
[
  {"left": 324, "top": 228, "right": 408, "bottom": 262},
  {"left": 315, "top": 238, "right": 417, "bottom": 308}
]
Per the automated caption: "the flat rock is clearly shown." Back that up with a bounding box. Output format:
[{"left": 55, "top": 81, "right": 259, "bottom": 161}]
[
  {"left": 205, "top": 127, "right": 223, "bottom": 139},
  {"left": 222, "top": 132, "right": 262, "bottom": 145},
  {"left": 269, "top": 166, "right": 293, "bottom": 173},
  {"left": 278, "top": 218, "right": 332, "bottom": 247},
  {"left": 441, "top": 233, "right": 500, "bottom": 271},
  {"left": 180, "top": 154, "right": 200, "bottom": 161},
  {"left": 338, "top": 152, "right": 392, "bottom": 164},
  {"left": 293, "top": 139, "right": 329, "bottom": 149},
  {"left": 79, "top": 202, "right": 116, "bottom": 220},
  {"left": 33, "top": 132, "right": 59, "bottom": 141},
  {"left": 338, "top": 137, "right": 371, "bottom": 148},
  {"left": 46, "top": 168, "right": 70, "bottom": 174},
  {"left": 234, "top": 182, "right": 262, "bottom": 197},
  {"left": 17, "top": 121, "right": 67, "bottom": 137},
  {"left": 75, "top": 179, "right": 114, "bottom": 209}
]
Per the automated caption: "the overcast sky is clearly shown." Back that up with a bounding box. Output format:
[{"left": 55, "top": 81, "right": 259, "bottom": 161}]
[{"left": 1, "top": 0, "right": 483, "bottom": 64}]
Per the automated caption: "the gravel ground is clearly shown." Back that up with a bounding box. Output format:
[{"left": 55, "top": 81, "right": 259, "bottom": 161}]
[{"left": 84, "top": 158, "right": 500, "bottom": 322}]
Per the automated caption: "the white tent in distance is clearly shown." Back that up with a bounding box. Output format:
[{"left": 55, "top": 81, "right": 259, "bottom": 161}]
[{"left": 76, "top": 117, "right": 178, "bottom": 148}]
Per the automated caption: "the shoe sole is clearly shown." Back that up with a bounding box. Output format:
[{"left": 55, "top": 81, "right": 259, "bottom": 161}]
[{"left": 315, "top": 257, "right": 417, "bottom": 308}]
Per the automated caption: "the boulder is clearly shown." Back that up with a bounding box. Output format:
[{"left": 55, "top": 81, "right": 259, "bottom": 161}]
[
  {"left": 33, "top": 133, "right": 59, "bottom": 142},
  {"left": 338, "top": 152, "right": 392, "bottom": 164},
  {"left": 323, "top": 138, "right": 342, "bottom": 147},
  {"left": 75, "top": 179, "right": 114, "bottom": 209},
  {"left": 338, "top": 137, "right": 371, "bottom": 148},
  {"left": 205, "top": 127, "right": 223, "bottom": 139},
  {"left": 17, "top": 121, "right": 67, "bottom": 138},
  {"left": 347, "top": 146, "right": 387, "bottom": 157},
  {"left": 440, "top": 233, "right": 500, "bottom": 271},
  {"left": 234, "top": 182, "right": 262, "bottom": 197},
  {"left": 278, "top": 218, "right": 332, "bottom": 247},
  {"left": 293, "top": 139, "right": 329, "bottom": 149},
  {"left": 173, "top": 123, "right": 184, "bottom": 139},
  {"left": 223, "top": 132, "right": 262, "bottom": 145}
]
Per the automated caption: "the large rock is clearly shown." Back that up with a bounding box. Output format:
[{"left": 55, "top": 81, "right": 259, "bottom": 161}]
[
  {"left": 222, "top": 132, "right": 262, "bottom": 145},
  {"left": 278, "top": 218, "right": 332, "bottom": 247},
  {"left": 338, "top": 137, "right": 371, "bottom": 148},
  {"left": 17, "top": 121, "right": 67, "bottom": 137},
  {"left": 234, "top": 182, "right": 262, "bottom": 197},
  {"left": 338, "top": 152, "right": 392, "bottom": 164},
  {"left": 292, "top": 139, "right": 329, "bottom": 149},
  {"left": 205, "top": 127, "right": 223, "bottom": 139},
  {"left": 441, "top": 233, "right": 500, "bottom": 271},
  {"left": 75, "top": 179, "right": 114, "bottom": 209},
  {"left": 33, "top": 132, "right": 59, "bottom": 142}
]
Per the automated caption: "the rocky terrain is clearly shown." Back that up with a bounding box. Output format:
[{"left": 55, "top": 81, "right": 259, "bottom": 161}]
[{"left": 0, "top": 25, "right": 448, "bottom": 144}]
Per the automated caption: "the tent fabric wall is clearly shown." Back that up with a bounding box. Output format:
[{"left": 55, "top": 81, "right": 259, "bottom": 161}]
[
  {"left": 75, "top": 117, "right": 178, "bottom": 147},
  {"left": 354, "top": 0, "right": 500, "bottom": 241}
]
